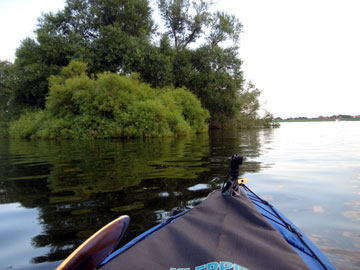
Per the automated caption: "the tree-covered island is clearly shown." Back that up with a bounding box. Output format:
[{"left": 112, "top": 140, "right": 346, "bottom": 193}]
[{"left": 0, "top": 0, "right": 276, "bottom": 139}]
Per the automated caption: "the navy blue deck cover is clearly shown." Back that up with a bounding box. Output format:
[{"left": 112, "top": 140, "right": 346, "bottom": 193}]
[{"left": 100, "top": 188, "right": 335, "bottom": 270}]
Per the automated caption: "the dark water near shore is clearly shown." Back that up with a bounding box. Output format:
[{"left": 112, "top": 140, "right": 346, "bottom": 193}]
[{"left": 0, "top": 122, "right": 359, "bottom": 270}]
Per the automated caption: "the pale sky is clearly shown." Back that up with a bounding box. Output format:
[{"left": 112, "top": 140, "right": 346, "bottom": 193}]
[{"left": 1, "top": 0, "right": 359, "bottom": 118}]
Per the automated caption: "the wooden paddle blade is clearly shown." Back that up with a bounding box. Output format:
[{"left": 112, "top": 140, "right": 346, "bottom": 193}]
[{"left": 57, "top": 215, "right": 130, "bottom": 270}]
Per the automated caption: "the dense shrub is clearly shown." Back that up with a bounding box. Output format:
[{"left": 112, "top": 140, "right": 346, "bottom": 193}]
[{"left": 9, "top": 62, "right": 209, "bottom": 139}]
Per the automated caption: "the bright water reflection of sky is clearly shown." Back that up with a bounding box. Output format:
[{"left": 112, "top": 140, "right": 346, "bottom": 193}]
[
  {"left": 0, "top": 203, "right": 56, "bottom": 270},
  {"left": 1, "top": 0, "right": 360, "bottom": 118}
]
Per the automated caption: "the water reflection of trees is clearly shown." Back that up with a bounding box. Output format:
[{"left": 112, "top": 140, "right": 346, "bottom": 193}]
[{"left": 0, "top": 129, "right": 271, "bottom": 266}]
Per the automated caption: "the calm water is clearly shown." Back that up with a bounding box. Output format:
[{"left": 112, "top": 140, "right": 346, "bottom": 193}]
[{"left": 0, "top": 122, "right": 359, "bottom": 270}]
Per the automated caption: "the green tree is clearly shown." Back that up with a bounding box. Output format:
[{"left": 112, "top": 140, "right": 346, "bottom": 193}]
[
  {"left": 156, "top": 0, "right": 244, "bottom": 127},
  {"left": 11, "top": 38, "right": 63, "bottom": 110},
  {"left": 0, "top": 60, "right": 13, "bottom": 113},
  {"left": 0, "top": 60, "right": 14, "bottom": 136},
  {"left": 37, "top": 0, "right": 155, "bottom": 73},
  {"left": 157, "top": 0, "right": 211, "bottom": 50},
  {"left": 239, "top": 81, "right": 261, "bottom": 119},
  {"left": 10, "top": 0, "right": 155, "bottom": 111}
]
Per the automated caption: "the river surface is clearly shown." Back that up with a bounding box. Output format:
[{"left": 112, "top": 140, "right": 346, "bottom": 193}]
[{"left": 0, "top": 122, "right": 359, "bottom": 270}]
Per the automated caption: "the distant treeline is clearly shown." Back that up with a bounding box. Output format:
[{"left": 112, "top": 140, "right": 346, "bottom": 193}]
[
  {"left": 0, "top": 0, "right": 276, "bottom": 139},
  {"left": 276, "top": 115, "right": 360, "bottom": 122}
]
